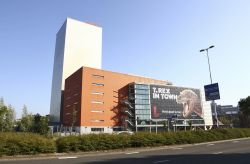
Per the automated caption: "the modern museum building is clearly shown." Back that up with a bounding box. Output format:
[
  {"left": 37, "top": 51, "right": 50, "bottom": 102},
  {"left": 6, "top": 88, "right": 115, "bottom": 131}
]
[{"left": 50, "top": 18, "right": 213, "bottom": 134}]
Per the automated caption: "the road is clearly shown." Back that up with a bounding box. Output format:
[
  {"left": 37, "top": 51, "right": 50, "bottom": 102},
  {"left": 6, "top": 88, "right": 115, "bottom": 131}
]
[{"left": 1, "top": 138, "right": 250, "bottom": 164}]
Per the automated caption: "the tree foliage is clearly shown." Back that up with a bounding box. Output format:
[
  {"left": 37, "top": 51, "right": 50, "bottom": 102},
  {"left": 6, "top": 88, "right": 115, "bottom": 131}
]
[
  {"left": 239, "top": 96, "right": 250, "bottom": 115},
  {"left": 32, "top": 113, "right": 50, "bottom": 135},
  {"left": 17, "top": 105, "right": 33, "bottom": 132},
  {"left": 0, "top": 98, "right": 15, "bottom": 132},
  {"left": 238, "top": 96, "right": 250, "bottom": 127},
  {"left": 16, "top": 106, "right": 50, "bottom": 135}
]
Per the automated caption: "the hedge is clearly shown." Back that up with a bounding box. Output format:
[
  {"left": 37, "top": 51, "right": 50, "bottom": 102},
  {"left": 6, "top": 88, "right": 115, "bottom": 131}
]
[
  {"left": 56, "top": 128, "right": 250, "bottom": 153},
  {"left": 0, "top": 133, "right": 56, "bottom": 156},
  {"left": 1, "top": 128, "right": 250, "bottom": 156}
]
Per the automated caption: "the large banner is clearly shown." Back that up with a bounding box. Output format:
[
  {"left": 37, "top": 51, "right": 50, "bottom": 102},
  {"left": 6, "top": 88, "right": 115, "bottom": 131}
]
[{"left": 150, "top": 85, "right": 203, "bottom": 119}]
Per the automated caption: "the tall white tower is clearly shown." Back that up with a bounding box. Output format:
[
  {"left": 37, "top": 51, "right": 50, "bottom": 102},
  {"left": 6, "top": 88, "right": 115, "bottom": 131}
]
[{"left": 50, "top": 18, "right": 102, "bottom": 123}]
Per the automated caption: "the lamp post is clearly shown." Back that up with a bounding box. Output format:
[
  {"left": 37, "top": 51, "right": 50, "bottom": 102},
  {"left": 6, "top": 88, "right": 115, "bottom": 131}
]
[{"left": 200, "top": 45, "right": 219, "bottom": 127}]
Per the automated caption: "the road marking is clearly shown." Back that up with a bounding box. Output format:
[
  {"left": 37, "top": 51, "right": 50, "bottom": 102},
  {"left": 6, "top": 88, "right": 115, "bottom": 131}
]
[
  {"left": 213, "top": 152, "right": 223, "bottom": 154},
  {"left": 171, "top": 147, "right": 183, "bottom": 150},
  {"left": 207, "top": 144, "right": 214, "bottom": 146},
  {"left": 125, "top": 152, "right": 139, "bottom": 155},
  {"left": 153, "top": 159, "right": 170, "bottom": 163},
  {"left": 58, "top": 156, "right": 78, "bottom": 159},
  {"left": 232, "top": 141, "right": 239, "bottom": 143}
]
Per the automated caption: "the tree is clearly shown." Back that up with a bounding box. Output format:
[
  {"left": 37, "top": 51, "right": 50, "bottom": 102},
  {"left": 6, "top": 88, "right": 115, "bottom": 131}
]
[
  {"left": 4, "top": 105, "right": 15, "bottom": 131},
  {"left": 238, "top": 96, "right": 250, "bottom": 127},
  {"left": 18, "top": 105, "right": 33, "bottom": 132},
  {"left": 0, "top": 98, "right": 16, "bottom": 132},
  {"left": 32, "top": 113, "right": 50, "bottom": 135}
]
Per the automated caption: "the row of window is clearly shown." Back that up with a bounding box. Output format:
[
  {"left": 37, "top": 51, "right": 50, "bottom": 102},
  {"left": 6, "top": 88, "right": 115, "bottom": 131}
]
[
  {"left": 135, "top": 99, "right": 150, "bottom": 105},
  {"left": 91, "top": 128, "right": 104, "bottom": 132},
  {"left": 135, "top": 110, "right": 151, "bottom": 114},
  {"left": 135, "top": 94, "right": 149, "bottom": 99},
  {"left": 135, "top": 89, "right": 150, "bottom": 94},
  {"left": 137, "top": 114, "right": 151, "bottom": 120},
  {"left": 134, "top": 84, "right": 150, "bottom": 90},
  {"left": 135, "top": 104, "right": 151, "bottom": 109}
]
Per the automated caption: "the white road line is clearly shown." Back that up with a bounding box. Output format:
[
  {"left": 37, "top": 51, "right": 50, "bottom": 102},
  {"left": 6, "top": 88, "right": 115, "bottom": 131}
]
[
  {"left": 171, "top": 147, "right": 183, "bottom": 150},
  {"left": 58, "top": 156, "right": 78, "bottom": 159},
  {"left": 213, "top": 152, "right": 223, "bottom": 154},
  {"left": 153, "top": 159, "right": 170, "bottom": 163},
  {"left": 125, "top": 152, "right": 139, "bottom": 155},
  {"left": 232, "top": 141, "right": 239, "bottom": 143},
  {"left": 207, "top": 144, "right": 214, "bottom": 146}
]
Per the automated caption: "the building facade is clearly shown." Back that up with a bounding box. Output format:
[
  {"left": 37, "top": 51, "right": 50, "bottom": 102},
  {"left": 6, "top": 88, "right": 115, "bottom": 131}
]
[
  {"left": 62, "top": 67, "right": 213, "bottom": 134},
  {"left": 50, "top": 18, "right": 102, "bottom": 123}
]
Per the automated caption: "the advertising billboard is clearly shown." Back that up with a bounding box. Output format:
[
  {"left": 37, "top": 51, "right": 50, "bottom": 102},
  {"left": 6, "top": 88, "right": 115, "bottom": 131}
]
[{"left": 150, "top": 85, "right": 203, "bottom": 119}]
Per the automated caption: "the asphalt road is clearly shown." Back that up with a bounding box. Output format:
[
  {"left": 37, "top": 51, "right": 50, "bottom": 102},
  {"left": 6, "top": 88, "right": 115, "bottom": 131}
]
[{"left": 1, "top": 138, "right": 250, "bottom": 164}]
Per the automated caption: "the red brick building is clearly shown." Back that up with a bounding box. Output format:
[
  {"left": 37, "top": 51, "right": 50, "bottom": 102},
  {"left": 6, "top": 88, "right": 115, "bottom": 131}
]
[{"left": 62, "top": 66, "right": 171, "bottom": 133}]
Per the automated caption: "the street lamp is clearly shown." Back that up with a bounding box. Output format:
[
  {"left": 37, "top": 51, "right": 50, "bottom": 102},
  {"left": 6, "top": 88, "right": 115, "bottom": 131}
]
[
  {"left": 200, "top": 45, "right": 214, "bottom": 84},
  {"left": 200, "top": 45, "right": 219, "bottom": 127}
]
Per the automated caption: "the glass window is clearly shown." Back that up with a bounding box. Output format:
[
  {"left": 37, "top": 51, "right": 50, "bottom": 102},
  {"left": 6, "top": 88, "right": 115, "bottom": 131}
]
[
  {"left": 135, "top": 99, "right": 150, "bottom": 104},
  {"left": 91, "top": 128, "right": 104, "bottom": 131},
  {"left": 135, "top": 104, "right": 150, "bottom": 109},
  {"left": 135, "top": 94, "right": 149, "bottom": 99},
  {"left": 91, "top": 120, "right": 104, "bottom": 122},
  {"left": 91, "top": 101, "right": 104, "bottom": 104},
  {"left": 91, "top": 92, "right": 104, "bottom": 95},
  {"left": 91, "top": 110, "right": 104, "bottom": 113},
  {"left": 135, "top": 89, "right": 149, "bottom": 94},
  {"left": 137, "top": 115, "right": 150, "bottom": 120},
  {"left": 92, "top": 83, "right": 104, "bottom": 86},
  {"left": 92, "top": 74, "right": 104, "bottom": 78},
  {"left": 135, "top": 84, "right": 150, "bottom": 90}
]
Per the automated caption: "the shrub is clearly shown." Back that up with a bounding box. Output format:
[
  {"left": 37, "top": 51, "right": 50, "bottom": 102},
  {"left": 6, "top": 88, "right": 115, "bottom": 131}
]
[
  {"left": 0, "top": 132, "right": 56, "bottom": 156},
  {"left": 1, "top": 128, "right": 250, "bottom": 155}
]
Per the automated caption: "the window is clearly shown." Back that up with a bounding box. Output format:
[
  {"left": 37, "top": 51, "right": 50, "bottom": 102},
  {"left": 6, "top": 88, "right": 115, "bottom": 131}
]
[
  {"left": 135, "top": 99, "right": 150, "bottom": 104},
  {"left": 135, "top": 89, "right": 149, "bottom": 94},
  {"left": 92, "top": 74, "right": 104, "bottom": 78},
  {"left": 135, "top": 84, "right": 149, "bottom": 90},
  {"left": 91, "top": 120, "right": 104, "bottom": 122},
  {"left": 91, "top": 128, "right": 104, "bottom": 132},
  {"left": 135, "top": 110, "right": 151, "bottom": 114},
  {"left": 91, "top": 101, "right": 104, "bottom": 104},
  {"left": 135, "top": 104, "right": 150, "bottom": 109},
  {"left": 92, "top": 83, "right": 104, "bottom": 86},
  {"left": 91, "top": 110, "right": 104, "bottom": 113},
  {"left": 135, "top": 94, "right": 149, "bottom": 99},
  {"left": 137, "top": 115, "right": 150, "bottom": 120},
  {"left": 91, "top": 92, "right": 104, "bottom": 95}
]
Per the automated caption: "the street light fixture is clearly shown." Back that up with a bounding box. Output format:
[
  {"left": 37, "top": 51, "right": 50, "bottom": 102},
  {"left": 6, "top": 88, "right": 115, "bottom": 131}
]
[{"left": 200, "top": 45, "right": 219, "bottom": 127}]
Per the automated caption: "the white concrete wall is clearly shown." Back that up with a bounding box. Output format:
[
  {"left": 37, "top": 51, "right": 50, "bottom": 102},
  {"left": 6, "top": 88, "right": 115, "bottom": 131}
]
[
  {"left": 201, "top": 88, "right": 213, "bottom": 126},
  {"left": 50, "top": 18, "right": 102, "bottom": 123},
  {"left": 62, "top": 18, "right": 102, "bottom": 89}
]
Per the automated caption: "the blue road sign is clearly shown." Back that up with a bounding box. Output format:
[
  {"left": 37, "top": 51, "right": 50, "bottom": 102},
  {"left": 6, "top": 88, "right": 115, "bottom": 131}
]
[{"left": 204, "top": 83, "right": 220, "bottom": 101}]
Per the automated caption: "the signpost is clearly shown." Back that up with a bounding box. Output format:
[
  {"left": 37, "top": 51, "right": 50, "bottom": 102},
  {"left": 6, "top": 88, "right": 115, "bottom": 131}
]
[
  {"left": 204, "top": 83, "right": 220, "bottom": 127},
  {"left": 204, "top": 83, "right": 220, "bottom": 101}
]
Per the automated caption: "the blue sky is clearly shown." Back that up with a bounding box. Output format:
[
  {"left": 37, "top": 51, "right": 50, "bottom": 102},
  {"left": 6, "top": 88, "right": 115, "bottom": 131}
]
[{"left": 0, "top": 0, "right": 250, "bottom": 117}]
